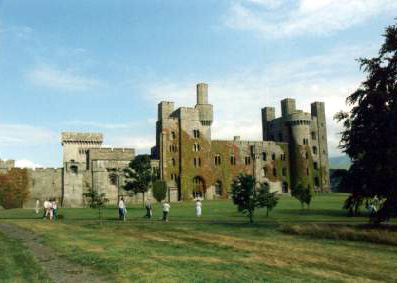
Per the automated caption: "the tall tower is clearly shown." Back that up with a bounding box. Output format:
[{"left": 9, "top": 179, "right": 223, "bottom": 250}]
[
  {"left": 311, "top": 102, "right": 330, "bottom": 192},
  {"left": 195, "top": 83, "right": 213, "bottom": 139},
  {"left": 61, "top": 132, "right": 103, "bottom": 207},
  {"left": 261, "top": 107, "right": 275, "bottom": 140}
]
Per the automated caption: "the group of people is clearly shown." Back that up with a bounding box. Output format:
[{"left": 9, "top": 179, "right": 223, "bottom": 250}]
[
  {"left": 35, "top": 199, "right": 58, "bottom": 221},
  {"left": 118, "top": 198, "right": 203, "bottom": 222}
]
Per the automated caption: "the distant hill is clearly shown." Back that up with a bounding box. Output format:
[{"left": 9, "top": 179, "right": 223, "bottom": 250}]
[{"left": 329, "top": 155, "right": 351, "bottom": 170}]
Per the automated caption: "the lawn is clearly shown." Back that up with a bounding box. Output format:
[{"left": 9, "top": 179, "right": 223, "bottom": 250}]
[{"left": 1, "top": 193, "right": 397, "bottom": 282}]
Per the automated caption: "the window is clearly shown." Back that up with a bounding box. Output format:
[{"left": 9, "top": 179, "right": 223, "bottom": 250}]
[
  {"left": 313, "top": 162, "right": 318, "bottom": 170},
  {"left": 273, "top": 168, "right": 277, "bottom": 177},
  {"left": 262, "top": 152, "right": 267, "bottom": 161},
  {"left": 70, "top": 165, "right": 78, "bottom": 175},
  {"left": 262, "top": 167, "right": 267, "bottom": 178},
  {"left": 305, "top": 152, "right": 309, "bottom": 159},
  {"left": 280, "top": 153, "right": 286, "bottom": 161},
  {"left": 109, "top": 173, "right": 117, "bottom": 185},
  {"left": 282, "top": 182, "right": 288, "bottom": 193},
  {"left": 312, "top": 146, "right": 317, "bottom": 155},
  {"left": 245, "top": 156, "right": 251, "bottom": 165},
  {"left": 193, "top": 129, "right": 200, "bottom": 138},
  {"left": 272, "top": 153, "right": 276, "bottom": 161},
  {"left": 230, "top": 155, "right": 236, "bottom": 165},
  {"left": 306, "top": 167, "right": 309, "bottom": 176},
  {"left": 311, "top": 132, "right": 316, "bottom": 140},
  {"left": 303, "top": 138, "right": 309, "bottom": 145},
  {"left": 193, "top": 143, "right": 201, "bottom": 152},
  {"left": 214, "top": 154, "right": 221, "bottom": 165},
  {"left": 172, "top": 158, "right": 176, "bottom": 166},
  {"left": 170, "top": 144, "right": 177, "bottom": 152},
  {"left": 171, "top": 131, "right": 176, "bottom": 140},
  {"left": 282, "top": 168, "right": 287, "bottom": 176},
  {"left": 314, "top": 177, "right": 320, "bottom": 187},
  {"left": 194, "top": 157, "right": 201, "bottom": 167}
]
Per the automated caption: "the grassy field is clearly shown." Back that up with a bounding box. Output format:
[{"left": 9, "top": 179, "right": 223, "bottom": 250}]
[{"left": 1, "top": 193, "right": 397, "bottom": 282}]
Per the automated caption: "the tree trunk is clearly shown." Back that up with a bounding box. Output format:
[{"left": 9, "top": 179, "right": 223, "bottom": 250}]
[
  {"left": 266, "top": 208, "right": 269, "bottom": 217},
  {"left": 249, "top": 210, "right": 254, "bottom": 223}
]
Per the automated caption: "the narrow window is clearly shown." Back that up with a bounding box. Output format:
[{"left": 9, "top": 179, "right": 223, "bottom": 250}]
[
  {"left": 272, "top": 153, "right": 276, "bottom": 161},
  {"left": 198, "top": 158, "right": 201, "bottom": 167},
  {"left": 172, "top": 158, "right": 176, "bottom": 166},
  {"left": 313, "top": 162, "right": 318, "bottom": 170},
  {"left": 273, "top": 168, "right": 277, "bottom": 177},
  {"left": 305, "top": 152, "right": 309, "bottom": 159},
  {"left": 214, "top": 154, "right": 221, "bottom": 165},
  {"left": 262, "top": 152, "right": 267, "bottom": 161},
  {"left": 312, "top": 146, "right": 317, "bottom": 155},
  {"left": 280, "top": 153, "right": 286, "bottom": 161},
  {"left": 311, "top": 131, "right": 316, "bottom": 140},
  {"left": 245, "top": 156, "right": 251, "bottom": 165},
  {"left": 306, "top": 167, "right": 309, "bottom": 176},
  {"left": 314, "top": 177, "right": 320, "bottom": 187},
  {"left": 230, "top": 155, "right": 236, "bottom": 165},
  {"left": 171, "top": 131, "right": 176, "bottom": 140}
]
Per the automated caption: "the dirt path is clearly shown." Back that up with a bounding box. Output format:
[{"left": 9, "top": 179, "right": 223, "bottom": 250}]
[{"left": 0, "top": 223, "right": 109, "bottom": 283}]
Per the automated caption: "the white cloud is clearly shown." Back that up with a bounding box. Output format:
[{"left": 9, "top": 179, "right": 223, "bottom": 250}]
[
  {"left": 0, "top": 124, "right": 57, "bottom": 146},
  {"left": 15, "top": 160, "right": 43, "bottom": 169},
  {"left": 225, "top": 0, "right": 397, "bottom": 37},
  {"left": 63, "top": 121, "right": 134, "bottom": 129},
  {"left": 142, "top": 44, "right": 371, "bottom": 157},
  {"left": 106, "top": 135, "right": 155, "bottom": 154},
  {"left": 26, "top": 65, "right": 100, "bottom": 91}
]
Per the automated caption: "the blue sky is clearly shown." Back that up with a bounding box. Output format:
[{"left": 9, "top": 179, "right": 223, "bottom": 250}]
[{"left": 0, "top": 0, "right": 396, "bottom": 168}]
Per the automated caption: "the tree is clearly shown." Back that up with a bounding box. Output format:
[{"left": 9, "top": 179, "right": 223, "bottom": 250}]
[
  {"left": 153, "top": 180, "right": 167, "bottom": 203},
  {"left": 256, "top": 183, "right": 279, "bottom": 217},
  {"left": 0, "top": 169, "right": 29, "bottom": 209},
  {"left": 83, "top": 190, "right": 109, "bottom": 220},
  {"left": 291, "top": 184, "right": 312, "bottom": 209},
  {"left": 231, "top": 174, "right": 279, "bottom": 223},
  {"left": 334, "top": 21, "right": 397, "bottom": 221},
  {"left": 124, "top": 155, "right": 156, "bottom": 205}
]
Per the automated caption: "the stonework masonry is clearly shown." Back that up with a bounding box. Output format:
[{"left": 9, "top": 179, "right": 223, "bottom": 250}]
[
  {"left": 1, "top": 82, "right": 330, "bottom": 207},
  {"left": 155, "top": 83, "right": 330, "bottom": 202}
]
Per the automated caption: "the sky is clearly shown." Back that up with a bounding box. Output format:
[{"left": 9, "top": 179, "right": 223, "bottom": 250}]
[{"left": 0, "top": 0, "right": 396, "bottom": 168}]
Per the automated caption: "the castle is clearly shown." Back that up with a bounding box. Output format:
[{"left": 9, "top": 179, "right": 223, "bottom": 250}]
[
  {"left": 153, "top": 83, "right": 329, "bottom": 202},
  {"left": 0, "top": 83, "right": 329, "bottom": 207}
]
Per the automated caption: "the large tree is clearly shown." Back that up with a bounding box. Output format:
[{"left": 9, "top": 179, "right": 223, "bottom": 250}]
[
  {"left": 124, "top": 155, "right": 156, "bottom": 205},
  {"left": 335, "top": 21, "right": 397, "bottom": 221},
  {"left": 0, "top": 169, "right": 29, "bottom": 209}
]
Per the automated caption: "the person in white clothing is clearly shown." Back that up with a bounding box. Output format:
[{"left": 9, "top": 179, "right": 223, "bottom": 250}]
[
  {"left": 35, "top": 199, "right": 40, "bottom": 214},
  {"left": 118, "top": 198, "right": 126, "bottom": 221},
  {"left": 195, "top": 200, "right": 202, "bottom": 217},
  {"left": 43, "top": 200, "right": 50, "bottom": 219},
  {"left": 162, "top": 202, "right": 170, "bottom": 221}
]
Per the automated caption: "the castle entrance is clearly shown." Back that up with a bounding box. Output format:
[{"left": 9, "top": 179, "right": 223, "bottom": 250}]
[{"left": 193, "top": 176, "right": 206, "bottom": 199}]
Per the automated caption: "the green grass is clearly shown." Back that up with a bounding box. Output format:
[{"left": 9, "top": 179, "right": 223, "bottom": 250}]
[
  {"left": 1, "top": 193, "right": 397, "bottom": 282},
  {"left": 0, "top": 230, "right": 49, "bottom": 282}
]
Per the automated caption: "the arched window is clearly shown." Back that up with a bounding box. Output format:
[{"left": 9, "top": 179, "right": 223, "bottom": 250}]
[{"left": 215, "top": 181, "right": 222, "bottom": 197}]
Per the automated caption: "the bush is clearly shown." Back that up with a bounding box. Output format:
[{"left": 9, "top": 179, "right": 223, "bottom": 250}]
[
  {"left": 153, "top": 180, "right": 167, "bottom": 203},
  {"left": 0, "top": 169, "right": 29, "bottom": 209}
]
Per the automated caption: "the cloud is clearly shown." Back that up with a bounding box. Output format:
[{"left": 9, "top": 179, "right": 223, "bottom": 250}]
[
  {"left": 15, "top": 160, "right": 43, "bottom": 169},
  {"left": 141, "top": 44, "right": 372, "bottom": 157},
  {"left": 63, "top": 121, "right": 134, "bottom": 129},
  {"left": 107, "top": 135, "right": 155, "bottom": 154},
  {"left": 0, "top": 124, "right": 57, "bottom": 146},
  {"left": 224, "top": 0, "right": 397, "bottom": 38},
  {"left": 26, "top": 65, "right": 100, "bottom": 91}
]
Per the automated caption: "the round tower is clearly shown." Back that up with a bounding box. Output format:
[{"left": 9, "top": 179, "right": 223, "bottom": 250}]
[{"left": 285, "top": 112, "right": 313, "bottom": 191}]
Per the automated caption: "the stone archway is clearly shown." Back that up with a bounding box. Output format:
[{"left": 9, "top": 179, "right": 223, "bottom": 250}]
[
  {"left": 193, "top": 176, "right": 206, "bottom": 199},
  {"left": 214, "top": 180, "right": 222, "bottom": 197}
]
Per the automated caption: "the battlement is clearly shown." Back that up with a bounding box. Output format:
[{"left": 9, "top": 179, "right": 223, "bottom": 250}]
[
  {"left": 89, "top": 147, "right": 135, "bottom": 161},
  {"left": 61, "top": 132, "right": 103, "bottom": 144},
  {"left": 29, "top": 168, "right": 63, "bottom": 172}
]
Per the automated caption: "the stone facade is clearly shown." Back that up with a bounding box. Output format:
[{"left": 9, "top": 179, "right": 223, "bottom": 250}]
[{"left": 154, "top": 83, "right": 330, "bottom": 201}]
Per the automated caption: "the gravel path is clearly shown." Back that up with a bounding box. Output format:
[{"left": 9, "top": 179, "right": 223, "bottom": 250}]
[{"left": 0, "top": 223, "right": 109, "bottom": 283}]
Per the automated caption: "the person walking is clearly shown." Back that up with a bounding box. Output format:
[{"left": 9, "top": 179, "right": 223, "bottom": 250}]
[
  {"left": 35, "top": 199, "right": 40, "bottom": 214},
  {"left": 118, "top": 198, "right": 126, "bottom": 221},
  {"left": 195, "top": 200, "right": 202, "bottom": 217},
  {"left": 145, "top": 199, "right": 152, "bottom": 219},
  {"left": 52, "top": 199, "right": 58, "bottom": 221},
  {"left": 162, "top": 202, "right": 170, "bottom": 222}
]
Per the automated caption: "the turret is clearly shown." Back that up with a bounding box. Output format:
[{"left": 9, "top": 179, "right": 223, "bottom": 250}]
[
  {"left": 281, "top": 98, "right": 296, "bottom": 117},
  {"left": 197, "top": 83, "right": 208, "bottom": 105},
  {"left": 195, "top": 83, "right": 213, "bottom": 126},
  {"left": 261, "top": 107, "right": 275, "bottom": 140}
]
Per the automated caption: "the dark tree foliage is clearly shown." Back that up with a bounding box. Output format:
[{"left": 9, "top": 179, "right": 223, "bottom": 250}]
[
  {"left": 82, "top": 190, "right": 109, "bottom": 220},
  {"left": 335, "top": 21, "right": 397, "bottom": 221},
  {"left": 232, "top": 174, "right": 279, "bottom": 223},
  {"left": 232, "top": 174, "right": 257, "bottom": 223},
  {"left": 124, "top": 155, "right": 154, "bottom": 204},
  {"left": 256, "top": 182, "right": 279, "bottom": 217},
  {"left": 291, "top": 184, "right": 312, "bottom": 209},
  {"left": 152, "top": 180, "right": 167, "bottom": 203},
  {"left": 0, "top": 169, "right": 29, "bottom": 209}
]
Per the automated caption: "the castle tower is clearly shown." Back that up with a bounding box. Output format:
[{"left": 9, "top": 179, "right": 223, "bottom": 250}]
[
  {"left": 61, "top": 132, "right": 103, "bottom": 207},
  {"left": 281, "top": 98, "right": 296, "bottom": 117},
  {"left": 195, "top": 83, "right": 213, "bottom": 139},
  {"left": 311, "top": 102, "right": 330, "bottom": 192},
  {"left": 261, "top": 107, "right": 275, "bottom": 140}
]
